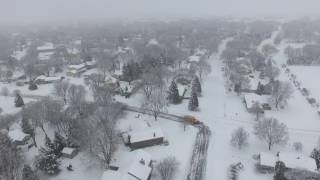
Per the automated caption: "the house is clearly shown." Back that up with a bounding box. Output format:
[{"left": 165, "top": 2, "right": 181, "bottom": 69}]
[
  {"left": 67, "top": 63, "right": 87, "bottom": 76},
  {"left": 101, "top": 150, "right": 153, "bottom": 180},
  {"left": 8, "top": 129, "right": 30, "bottom": 145},
  {"left": 123, "top": 127, "right": 164, "bottom": 150},
  {"left": 85, "top": 60, "right": 97, "bottom": 69},
  {"left": 257, "top": 152, "right": 318, "bottom": 176},
  {"left": 243, "top": 93, "right": 271, "bottom": 113},
  {"left": 123, "top": 150, "right": 153, "bottom": 180},
  {"left": 61, "top": 147, "right": 78, "bottom": 159},
  {"left": 35, "top": 75, "right": 61, "bottom": 84}
]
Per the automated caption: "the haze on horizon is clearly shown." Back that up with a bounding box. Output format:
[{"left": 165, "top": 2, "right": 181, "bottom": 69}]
[{"left": 2, "top": 0, "right": 320, "bottom": 24}]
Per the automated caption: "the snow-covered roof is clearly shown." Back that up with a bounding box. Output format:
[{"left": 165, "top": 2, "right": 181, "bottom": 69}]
[
  {"left": 68, "top": 63, "right": 86, "bottom": 70},
  {"left": 279, "top": 152, "right": 317, "bottom": 172},
  {"left": 188, "top": 55, "right": 200, "bottom": 62},
  {"left": 36, "top": 75, "right": 61, "bottom": 82},
  {"left": 38, "top": 51, "right": 55, "bottom": 61},
  {"left": 37, "top": 42, "right": 55, "bottom": 51},
  {"left": 125, "top": 150, "right": 152, "bottom": 180},
  {"left": 129, "top": 127, "right": 164, "bottom": 144},
  {"left": 86, "top": 60, "right": 97, "bottom": 66},
  {"left": 147, "top": 39, "right": 159, "bottom": 46},
  {"left": 8, "top": 129, "right": 29, "bottom": 142},
  {"left": 259, "top": 152, "right": 278, "bottom": 167},
  {"left": 62, "top": 147, "right": 76, "bottom": 155},
  {"left": 259, "top": 152, "right": 317, "bottom": 172},
  {"left": 105, "top": 76, "right": 118, "bottom": 84},
  {"left": 126, "top": 162, "right": 151, "bottom": 180},
  {"left": 244, "top": 93, "right": 270, "bottom": 109}
]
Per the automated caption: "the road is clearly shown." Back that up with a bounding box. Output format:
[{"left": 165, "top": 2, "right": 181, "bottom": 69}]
[{"left": 187, "top": 124, "right": 211, "bottom": 180}]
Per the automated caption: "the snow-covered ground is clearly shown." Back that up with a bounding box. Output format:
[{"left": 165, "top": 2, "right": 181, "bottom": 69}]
[
  {"left": 103, "top": 112, "right": 197, "bottom": 180},
  {"left": 0, "top": 96, "right": 33, "bottom": 114}
]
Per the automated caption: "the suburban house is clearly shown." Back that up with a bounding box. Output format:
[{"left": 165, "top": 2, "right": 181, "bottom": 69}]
[
  {"left": 61, "top": 147, "right": 78, "bottom": 159},
  {"left": 123, "top": 150, "right": 153, "bottom": 180},
  {"left": 123, "top": 127, "right": 164, "bottom": 150},
  {"left": 8, "top": 129, "right": 31, "bottom": 145},
  {"left": 257, "top": 152, "right": 318, "bottom": 178},
  {"left": 67, "top": 63, "right": 87, "bottom": 76},
  {"left": 243, "top": 93, "right": 271, "bottom": 113},
  {"left": 37, "top": 42, "right": 56, "bottom": 61},
  {"left": 85, "top": 60, "right": 97, "bottom": 69},
  {"left": 35, "top": 75, "right": 62, "bottom": 84},
  {"left": 101, "top": 150, "right": 153, "bottom": 180}
]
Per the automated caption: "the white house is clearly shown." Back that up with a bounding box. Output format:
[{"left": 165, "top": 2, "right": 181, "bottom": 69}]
[
  {"left": 101, "top": 150, "right": 153, "bottom": 180},
  {"left": 67, "top": 63, "right": 87, "bottom": 76},
  {"left": 35, "top": 75, "right": 61, "bottom": 84},
  {"left": 8, "top": 129, "right": 30, "bottom": 145},
  {"left": 243, "top": 93, "right": 271, "bottom": 113},
  {"left": 258, "top": 152, "right": 317, "bottom": 173},
  {"left": 123, "top": 150, "right": 152, "bottom": 180}
]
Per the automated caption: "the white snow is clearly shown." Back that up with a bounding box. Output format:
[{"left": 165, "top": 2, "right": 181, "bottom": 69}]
[
  {"left": 62, "top": 147, "right": 76, "bottom": 155},
  {"left": 37, "top": 42, "right": 55, "bottom": 51},
  {"left": 243, "top": 93, "right": 270, "bottom": 109},
  {"left": 259, "top": 152, "right": 278, "bottom": 167},
  {"left": 38, "top": 51, "right": 55, "bottom": 61},
  {"left": 278, "top": 152, "right": 317, "bottom": 172},
  {"left": 8, "top": 129, "right": 29, "bottom": 142},
  {"left": 68, "top": 63, "right": 86, "bottom": 70}
]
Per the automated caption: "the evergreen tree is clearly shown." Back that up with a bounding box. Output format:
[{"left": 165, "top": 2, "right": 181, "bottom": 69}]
[
  {"left": 28, "top": 81, "right": 38, "bottom": 90},
  {"left": 35, "top": 137, "right": 60, "bottom": 175},
  {"left": 274, "top": 161, "right": 287, "bottom": 180},
  {"left": 168, "top": 81, "right": 180, "bottom": 104},
  {"left": 21, "top": 118, "right": 37, "bottom": 147},
  {"left": 21, "top": 164, "right": 39, "bottom": 180},
  {"left": 192, "top": 76, "right": 202, "bottom": 96},
  {"left": 14, "top": 92, "right": 24, "bottom": 107},
  {"left": 35, "top": 148, "right": 60, "bottom": 175},
  {"left": 256, "top": 82, "right": 265, "bottom": 95},
  {"left": 311, "top": 148, "right": 320, "bottom": 169},
  {"left": 188, "top": 91, "right": 199, "bottom": 111}
]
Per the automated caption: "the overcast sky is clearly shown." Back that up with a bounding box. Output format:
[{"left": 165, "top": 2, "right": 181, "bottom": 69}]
[{"left": 1, "top": 0, "right": 320, "bottom": 24}]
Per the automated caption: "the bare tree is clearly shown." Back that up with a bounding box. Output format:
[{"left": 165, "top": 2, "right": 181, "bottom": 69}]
[
  {"left": 142, "top": 87, "right": 167, "bottom": 120},
  {"left": 67, "top": 84, "right": 87, "bottom": 116},
  {"left": 254, "top": 117, "right": 289, "bottom": 150},
  {"left": 90, "top": 106, "right": 119, "bottom": 168},
  {"left": 197, "top": 59, "right": 212, "bottom": 82},
  {"left": 156, "top": 156, "right": 179, "bottom": 180},
  {"left": 271, "top": 81, "right": 294, "bottom": 109},
  {"left": 21, "top": 97, "right": 63, "bottom": 139},
  {"left": 0, "top": 133, "right": 23, "bottom": 180},
  {"left": 53, "top": 80, "right": 70, "bottom": 104},
  {"left": 85, "top": 73, "right": 106, "bottom": 94},
  {"left": 96, "top": 51, "right": 114, "bottom": 78},
  {"left": 230, "top": 127, "right": 249, "bottom": 150},
  {"left": 141, "top": 66, "right": 165, "bottom": 100},
  {"left": 264, "top": 59, "right": 280, "bottom": 81}
]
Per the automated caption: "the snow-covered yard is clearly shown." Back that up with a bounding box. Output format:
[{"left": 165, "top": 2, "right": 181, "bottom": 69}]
[{"left": 102, "top": 111, "right": 197, "bottom": 180}]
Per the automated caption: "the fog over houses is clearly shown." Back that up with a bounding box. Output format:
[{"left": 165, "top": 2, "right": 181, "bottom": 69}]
[{"left": 2, "top": 1, "right": 320, "bottom": 180}]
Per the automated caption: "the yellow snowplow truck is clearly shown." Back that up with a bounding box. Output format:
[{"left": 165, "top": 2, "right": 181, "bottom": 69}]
[{"left": 183, "top": 115, "right": 200, "bottom": 125}]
